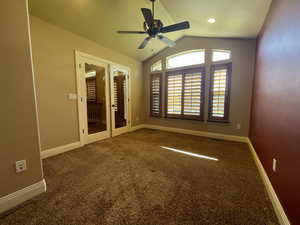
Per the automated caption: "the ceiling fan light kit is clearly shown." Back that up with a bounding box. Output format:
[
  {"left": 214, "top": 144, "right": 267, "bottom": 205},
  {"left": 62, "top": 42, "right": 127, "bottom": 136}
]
[{"left": 117, "top": 0, "right": 190, "bottom": 49}]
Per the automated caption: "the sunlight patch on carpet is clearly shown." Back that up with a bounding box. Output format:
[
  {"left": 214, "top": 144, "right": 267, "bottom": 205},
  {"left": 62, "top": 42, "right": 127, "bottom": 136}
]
[{"left": 160, "top": 146, "right": 219, "bottom": 161}]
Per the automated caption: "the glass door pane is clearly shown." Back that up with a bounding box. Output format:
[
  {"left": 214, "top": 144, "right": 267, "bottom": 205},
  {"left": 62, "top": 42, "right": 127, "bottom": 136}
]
[
  {"left": 85, "top": 63, "right": 107, "bottom": 134},
  {"left": 113, "top": 70, "right": 127, "bottom": 129}
]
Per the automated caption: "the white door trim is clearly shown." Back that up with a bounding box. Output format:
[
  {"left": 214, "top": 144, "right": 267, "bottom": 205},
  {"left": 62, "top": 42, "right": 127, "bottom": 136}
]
[
  {"left": 110, "top": 64, "right": 132, "bottom": 137},
  {"left": 75, "top": 50, "right": 132, "bottom": 143},
  {"left": 75, "top": 52, "right": 85, "bottom": 147},
  {"left": 75, "top": 51, "right": 112, "bottom": 145}
]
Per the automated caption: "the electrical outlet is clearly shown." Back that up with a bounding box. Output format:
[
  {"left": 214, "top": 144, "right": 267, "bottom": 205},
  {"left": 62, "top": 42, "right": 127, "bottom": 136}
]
[
  {"left": 15, "top": 160, "right": 27, "bottom": 173},
  {"left": 236, "top": 123, "right": 241, "bottom": 129},
  {"left": 272, "top": 158, "right": 277, "bottom": 172}
]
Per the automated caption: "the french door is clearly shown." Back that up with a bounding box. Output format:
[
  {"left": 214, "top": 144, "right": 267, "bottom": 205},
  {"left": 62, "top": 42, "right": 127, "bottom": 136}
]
[
  {"left": 76, "top": 54, "right": 111, "bottom": 145},
  {"left": 110, "top": 65, "right": 130, "bottom": 137},
  {"left": 76, "top": 52, "right": 131, "bottom": 145}
]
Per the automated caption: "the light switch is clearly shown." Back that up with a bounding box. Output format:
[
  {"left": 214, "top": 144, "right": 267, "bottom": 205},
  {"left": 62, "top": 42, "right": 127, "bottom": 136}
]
[{"left": 68, "top": 93, "right": 77, "bottom": 100}]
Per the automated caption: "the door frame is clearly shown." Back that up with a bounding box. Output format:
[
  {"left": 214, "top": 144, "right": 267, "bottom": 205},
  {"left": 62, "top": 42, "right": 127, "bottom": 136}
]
[
  {"left": 110, "top": 64, "right": 132, "bottom": 137},
  {"left": 75, "top": 51, "right": 132, "bottom": 146}
]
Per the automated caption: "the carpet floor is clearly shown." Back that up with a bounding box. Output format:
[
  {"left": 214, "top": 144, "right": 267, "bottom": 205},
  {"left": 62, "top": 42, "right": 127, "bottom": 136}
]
[{"left": 0, "top": 129, "right": 278, "bottom": 225}]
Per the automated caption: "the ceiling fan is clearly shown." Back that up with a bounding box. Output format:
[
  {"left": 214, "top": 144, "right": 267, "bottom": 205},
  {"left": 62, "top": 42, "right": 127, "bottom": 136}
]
[{"left": 117, "top": 0, "right": 190, "bottom": 49}]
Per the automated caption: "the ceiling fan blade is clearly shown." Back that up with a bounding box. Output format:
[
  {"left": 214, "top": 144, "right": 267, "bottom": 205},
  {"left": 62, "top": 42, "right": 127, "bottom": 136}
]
[
  {"left": 138, "top": 37, "right": 151, "bottom": 49},
  {"left": 141, "top": 8, "right": 154, "bottom": 27},
  {"left": 157, "top": 35, "right": 176, "bottom": 47},
  {"left": 117, "top": 31, "right": 146, "bottom": 34},
  {"left": 160, "top": 21, "right": 190, "bottom": 33}
]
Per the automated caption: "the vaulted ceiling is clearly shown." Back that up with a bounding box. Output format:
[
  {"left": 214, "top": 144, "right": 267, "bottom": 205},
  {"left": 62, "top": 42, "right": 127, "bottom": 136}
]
[{"left": 29, "top": 0, "right": 271, "bottom": 61}]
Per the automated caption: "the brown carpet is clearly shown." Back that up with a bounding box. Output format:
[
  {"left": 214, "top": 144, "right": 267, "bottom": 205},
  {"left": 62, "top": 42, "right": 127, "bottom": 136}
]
[{"left": 0, "top": 129, "right": 278, "bottom": 225}]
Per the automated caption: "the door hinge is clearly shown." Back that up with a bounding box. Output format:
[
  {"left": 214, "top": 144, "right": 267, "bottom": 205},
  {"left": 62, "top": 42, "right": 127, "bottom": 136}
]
[
  {"left": 82, "top": 129, "right": 85, "bottom": 134},
  {"left": 81, "top": 97, "right": 83, "bottom": 102}
]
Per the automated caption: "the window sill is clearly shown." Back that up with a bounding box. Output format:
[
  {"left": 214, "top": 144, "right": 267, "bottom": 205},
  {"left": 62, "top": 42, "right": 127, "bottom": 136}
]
[
  {"left": 149, "top": 116, "right": 231, "bottom": 126},
  {"left": 166, "top": 115, "right": 204, "bottom": 121},
  {"left": 206, "top": 120, "right": 231, "bottom": 127},
  {"left": 207, "top": 120, "right": 230, "bottom": 124}
]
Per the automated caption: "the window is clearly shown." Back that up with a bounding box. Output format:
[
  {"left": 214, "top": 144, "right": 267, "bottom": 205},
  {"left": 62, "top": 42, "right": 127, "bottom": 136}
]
[
  {"left": 150, "top": 73, "right": 162, "bottom": 117},
  {"left": 166, "top": 67, "right": 205, "bottom": 120},
  {"left": 149, "top": 49, "right": 233, "bottom": 123},
  {"left": 151, "top": 60, "right": 162, "bottom": 72},
  {"left": 212, "top": 50, "right": 231, "bottom": 62},
  {"left": 166, "top": 50, "right": 205, "bottom": 69},
  {"left": 208, "top": 63, "right": 232, "bottom": 122}
]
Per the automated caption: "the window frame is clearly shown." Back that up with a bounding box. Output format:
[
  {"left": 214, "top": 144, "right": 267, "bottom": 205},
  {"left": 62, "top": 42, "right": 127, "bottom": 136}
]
[
  {"left": 150, "top": 73, "right": 162, "bottom": 117},
  {"left": 165, "top": 67, "right": 205, "bottom": 121},
  {"left": 166, "top": 50, "right": 205, "bottom": 70},
  {"left": 208, "top": 63, "right": 232, "bottom": 123}
]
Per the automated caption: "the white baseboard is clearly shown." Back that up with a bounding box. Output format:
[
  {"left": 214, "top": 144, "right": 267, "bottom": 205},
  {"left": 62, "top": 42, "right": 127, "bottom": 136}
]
[
  {"left": 41, "top": 142, "right": 82, "bottom": 159},
  {"left": 0, "top": 179, "right": 46, "bottom": 214},
  {"left": 129, "top": 124, "right": 145, "bottom": 132},
  {"left": 142, "top": 124, "right": 248, "bottom": 143},
  {"left": 247, "top": 139, "right": 290, "bottom": 225},
  {"left": 41, "top": 124, "right": 245, "bottom": 160},
  {"left": 41, "top": 126, "right": 145, "bottom": 159}
]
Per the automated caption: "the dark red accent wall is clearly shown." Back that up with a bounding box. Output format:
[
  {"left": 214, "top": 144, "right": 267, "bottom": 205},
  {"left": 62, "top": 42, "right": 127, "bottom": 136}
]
[{"left": 250, "top": 0, "right": 300, "bottom": 224}]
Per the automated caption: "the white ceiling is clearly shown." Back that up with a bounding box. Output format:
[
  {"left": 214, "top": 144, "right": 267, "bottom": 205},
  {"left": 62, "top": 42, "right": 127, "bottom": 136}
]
[{"left": 29, "top": 0, "right": 272, "bottom": 61}]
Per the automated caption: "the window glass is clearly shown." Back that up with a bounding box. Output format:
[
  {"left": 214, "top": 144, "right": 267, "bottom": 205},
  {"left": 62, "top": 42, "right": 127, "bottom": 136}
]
[
  {"left": 151, "top": 60, "right": 162, "bottom": 72},
  {"left": 167, "top": 50, "right": 205, "bottom": 69},
  {"left": 212, "top": 50, "right": 231, "bottom": 62}
]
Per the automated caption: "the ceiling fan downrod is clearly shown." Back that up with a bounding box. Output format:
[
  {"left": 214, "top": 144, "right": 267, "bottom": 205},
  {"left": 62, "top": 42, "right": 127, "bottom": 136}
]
[{"left": 150, "top": 0, "right": 155, "bottom": 19}]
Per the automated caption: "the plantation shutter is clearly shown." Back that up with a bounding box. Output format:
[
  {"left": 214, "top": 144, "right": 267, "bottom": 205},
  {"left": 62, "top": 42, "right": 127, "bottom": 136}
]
[
  {"left": 208, "top": 63, "right": 232, "bottom": 122},
  {"left": 183, "top": 69, "right": 205, "bottom": 120},
  {"left": 113, "top": 81, "right": 118, "bottom": 111},
  {"left": 167, "top": 73, "right": 183, "bottom": 116},
  {"left": 150, "top": 73, "right": 162, "bottom": 117},
  {"left": 86, "top": 78, "right": 96, "bottom": 102},
  {"left": 166, "top": 67, "right": 205, "bottom": 120},
  {"left": 114, "top": 75, "right": 126, "bottom": 126}
]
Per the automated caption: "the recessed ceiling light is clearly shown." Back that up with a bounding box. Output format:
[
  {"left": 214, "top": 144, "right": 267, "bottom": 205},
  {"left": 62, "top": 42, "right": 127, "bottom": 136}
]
[{"left": 208, "top": 18, "right": 216, "bottom": 24}]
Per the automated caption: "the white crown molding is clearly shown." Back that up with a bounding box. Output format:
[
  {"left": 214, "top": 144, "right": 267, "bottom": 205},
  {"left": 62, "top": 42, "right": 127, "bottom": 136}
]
[{"left": 0, "top": 179, "right": 46, "bottom": 214}]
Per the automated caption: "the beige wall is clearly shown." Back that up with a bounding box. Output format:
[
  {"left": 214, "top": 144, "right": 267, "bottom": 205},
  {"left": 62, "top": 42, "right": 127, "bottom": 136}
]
[
  {"left": 29, "top": 16, "right": 144, "bottom": 150},
  {"left": 143, "top": 36, "right": 256, "bottom": 137},
  {"left": 0, "top": 0, "right": 43, "bottom": 197}
]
